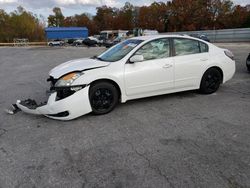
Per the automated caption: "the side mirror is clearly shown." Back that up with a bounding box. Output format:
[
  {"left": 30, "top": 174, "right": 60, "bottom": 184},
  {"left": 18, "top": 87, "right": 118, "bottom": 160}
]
[{"left": 129, "top": 55, "right": 144, "bottom": 63}]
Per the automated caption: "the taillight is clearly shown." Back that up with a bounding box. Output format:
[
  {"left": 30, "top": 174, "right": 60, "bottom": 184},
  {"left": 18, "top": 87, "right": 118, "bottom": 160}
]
[{"left": 224, "top": 50, "right": 234, "bottom": 60}]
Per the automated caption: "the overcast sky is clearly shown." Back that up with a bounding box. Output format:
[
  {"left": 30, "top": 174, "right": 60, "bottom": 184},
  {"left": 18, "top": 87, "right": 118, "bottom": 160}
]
[{"left": 0, "top": 0, "right": 249, "bottom": 19}]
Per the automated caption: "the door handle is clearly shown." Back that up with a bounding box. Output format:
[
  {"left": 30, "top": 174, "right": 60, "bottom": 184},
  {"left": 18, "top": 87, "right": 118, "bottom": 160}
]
[
  {"left": 200, "top": 58, "right": 208, "bottom": 61},
  {"left": 163, "top": 64, "right": 173, "bottom": 68}
]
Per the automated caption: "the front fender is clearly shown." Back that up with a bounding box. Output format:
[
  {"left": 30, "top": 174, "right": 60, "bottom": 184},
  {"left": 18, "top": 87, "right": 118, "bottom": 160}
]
[{"left": 73, "top": 71, "right": 127, "bottom": 103}]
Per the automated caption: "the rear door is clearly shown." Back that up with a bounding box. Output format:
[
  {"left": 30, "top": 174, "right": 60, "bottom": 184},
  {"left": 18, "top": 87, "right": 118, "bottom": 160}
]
[{"left": 172, "top": 38, "right": 209, "bottom": 89}]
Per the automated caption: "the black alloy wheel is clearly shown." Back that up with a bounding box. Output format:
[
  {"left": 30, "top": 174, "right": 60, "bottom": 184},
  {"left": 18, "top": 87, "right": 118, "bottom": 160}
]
[
  {"left": 200, "top": 68, "right": 222, "bottom": 94},
  {"left": 247, "top": 53, "right": 250, "bottom": 72},
  {"left": 89, "top": 82, "right": 118, "bottom": 115}
]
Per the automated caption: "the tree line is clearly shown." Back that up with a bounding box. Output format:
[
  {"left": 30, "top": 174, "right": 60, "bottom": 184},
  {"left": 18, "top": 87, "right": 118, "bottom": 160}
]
[
  {"left": 0, "top": 0, "right": 250, "bottom": 42},
  {"left": 48, "top": 1, "right": 250, "bottom": 34},
  {"left": 0, "top": 6, "right": 45, "bottom": 42}
]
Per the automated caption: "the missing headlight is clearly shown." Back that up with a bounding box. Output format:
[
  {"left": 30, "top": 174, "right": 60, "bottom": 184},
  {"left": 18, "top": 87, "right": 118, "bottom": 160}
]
[
  {"left": 56, "top": 88, "right": 75, "bottom": 101},
  {"left": 53, "top": 85, "right": 86, "bottom": 101}
]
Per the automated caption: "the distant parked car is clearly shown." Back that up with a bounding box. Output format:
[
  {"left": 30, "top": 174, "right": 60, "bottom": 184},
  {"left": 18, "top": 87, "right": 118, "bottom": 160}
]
[
  {"left": 82, "top": 38, "right": 97, "bottom": 47},
  {"left": 88, "top": 36, "right": 102, "bottom": 44},
  {"left": 103, "top": 36, "right": 126, "bottom": 48},
  {"left": 66, "top": 39, "right": 77, "bottom": 45},
  {"left": 143, "top": 29, "right": 159, "bottom": 36},
  {"left": 247, "top": 53, "right": 250, "bottom": 72},
  {"left": 190, "top": 34, "right": 210, "bottom": 42},
  {"left": 83, "top": 37, "right": 102, "bottom": 47},
  {"left": 199, "top": 34, "right": 210, "bottom": 42},
  {"left": 48, "top": 40, "right": 64, "bottom": 47},
  {"left": 73, "top": 39, "right": 84, "bottom": 46}
]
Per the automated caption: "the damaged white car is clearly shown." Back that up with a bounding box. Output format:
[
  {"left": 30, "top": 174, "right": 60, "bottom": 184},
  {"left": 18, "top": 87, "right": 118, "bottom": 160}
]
[{"left": 10, "top": 35, "right": 235, "bottom": 120}]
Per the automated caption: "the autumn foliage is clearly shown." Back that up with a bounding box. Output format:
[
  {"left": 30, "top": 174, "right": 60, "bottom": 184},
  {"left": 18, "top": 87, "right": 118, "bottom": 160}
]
[
  {"left": 0, "top": 0, "right": 249, "bottom": 42},
  {"left": 50, "top": 0, "right": 250, "bottom": 34},
  {"left": 0, "top": 6, "right": 45, "bottom": 42}
]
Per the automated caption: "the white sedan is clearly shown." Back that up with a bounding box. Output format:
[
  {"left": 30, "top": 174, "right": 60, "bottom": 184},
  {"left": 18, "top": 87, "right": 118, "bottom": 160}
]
[
  {"left": 16, "top": 35, "right": 235, "bottom": 120},
  {"left": 48, "top": 40, "right": 64, "bottom": 47}
]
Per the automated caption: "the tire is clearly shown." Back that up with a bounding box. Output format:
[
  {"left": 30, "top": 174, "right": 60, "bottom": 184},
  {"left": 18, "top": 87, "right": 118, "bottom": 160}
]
[
  {"left": 247, "top": 65, "right": 250, "bottom": 72},
  {"left": 49, "top": 43, "right": 53, "bottom": 47},
  {"left": 199, "top": 68, "right": 222, "bottom": 94},
  {"left": 89, "top": 82, "right": 119, "bottom": 115}
]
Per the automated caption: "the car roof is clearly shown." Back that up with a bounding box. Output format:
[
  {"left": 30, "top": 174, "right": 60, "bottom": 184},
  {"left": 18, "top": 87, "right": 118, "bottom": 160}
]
[{"left": 132, "top": 34, "right": 205, "bottom": 42}]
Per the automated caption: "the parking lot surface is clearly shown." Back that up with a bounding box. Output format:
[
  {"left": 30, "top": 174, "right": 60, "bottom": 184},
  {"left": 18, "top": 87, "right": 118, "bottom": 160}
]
[{"left": 0, "top": 43, "right": 250, "bottom": 188}]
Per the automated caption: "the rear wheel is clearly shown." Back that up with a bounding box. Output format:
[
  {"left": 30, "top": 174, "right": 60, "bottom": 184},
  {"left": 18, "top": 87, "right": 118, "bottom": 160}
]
[
  {"left": 247, "top": 65, "right": 250, "bottom": 72},
  {"left": 199, "top": 68, "right": 222, "bottom": 94},
  {"left": 89, "top": 82, "right": 119, "bottom": 115}
]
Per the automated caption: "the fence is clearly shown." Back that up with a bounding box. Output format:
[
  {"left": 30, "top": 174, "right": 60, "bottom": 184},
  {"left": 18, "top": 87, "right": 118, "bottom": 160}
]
[
  {"left": 13, "top": 38, "right": 29, "bottom": 46},
  {"left": 0, "top": 42, "right": 47, "bottom": 47},
  {"left": 161, "top": 28, "right": 250, "bottom": 42}
]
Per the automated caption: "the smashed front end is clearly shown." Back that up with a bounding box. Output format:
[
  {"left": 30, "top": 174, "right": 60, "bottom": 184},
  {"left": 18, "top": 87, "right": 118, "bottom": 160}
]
[
  {"left": 15, "top": 75, "right": 92, "bottom": 120},
  {"left": 6, "top": 57, "right": 111, "bottom": 120}
]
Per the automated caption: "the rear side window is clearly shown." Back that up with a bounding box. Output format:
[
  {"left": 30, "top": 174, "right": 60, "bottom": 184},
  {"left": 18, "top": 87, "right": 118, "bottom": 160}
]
[
  {"left": 174, "top": 38, "right": 200, "bottom": 56},
  {"left": 173, "top": 38, "right": 209, "bottom": 56}
]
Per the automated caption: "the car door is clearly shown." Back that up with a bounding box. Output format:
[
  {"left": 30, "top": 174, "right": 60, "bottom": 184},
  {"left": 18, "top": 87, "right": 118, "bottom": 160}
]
[
  {"left": 124, "top": 38, "right": 174, "bottom": 96},
  {"left": 172, "top": 38, "right": 210, "bottom": 89}
]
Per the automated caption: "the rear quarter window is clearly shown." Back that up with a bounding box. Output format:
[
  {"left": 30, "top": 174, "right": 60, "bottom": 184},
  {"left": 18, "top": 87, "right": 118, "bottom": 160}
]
[{"left": 200, "top": 42, "right": 209, "bottom": 53}]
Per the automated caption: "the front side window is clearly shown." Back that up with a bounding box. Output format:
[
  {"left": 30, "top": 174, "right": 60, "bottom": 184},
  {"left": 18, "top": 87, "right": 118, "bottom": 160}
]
[
  {"left": 98, "top": 39, "right": 143, "bottom": 62},
  {"left": 174, "top": 38, "right": 200, "bottom": 56},
  {"left": 135, "top": 38, "right": 170, "bottom": 61}
]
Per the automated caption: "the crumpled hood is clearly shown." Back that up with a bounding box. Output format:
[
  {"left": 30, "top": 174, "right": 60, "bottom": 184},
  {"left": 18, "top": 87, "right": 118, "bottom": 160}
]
[{"left": 49, "top": 58, "right": 110, "bottom": 78}]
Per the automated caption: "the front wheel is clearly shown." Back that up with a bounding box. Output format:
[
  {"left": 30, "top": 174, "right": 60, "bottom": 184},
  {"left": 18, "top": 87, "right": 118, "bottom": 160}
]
[
  {"left": 199, "top": 68, "right": 222, "bottom": 94},
  {"left": 89, "top": 82, "right": 119, "bottom": 115}
]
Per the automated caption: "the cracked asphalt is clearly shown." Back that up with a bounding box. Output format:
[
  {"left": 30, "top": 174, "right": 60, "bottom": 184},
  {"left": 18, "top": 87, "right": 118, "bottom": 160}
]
[{"left": 0, "top": 43, "right": 250, "bottom": 188}]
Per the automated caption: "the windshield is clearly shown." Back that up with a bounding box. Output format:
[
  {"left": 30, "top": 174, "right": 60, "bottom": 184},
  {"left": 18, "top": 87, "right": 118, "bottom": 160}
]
[
  {"left": 100, "top": 32, "right": 107, "bottom": 40},
  {"left": 98, "top": 39, "right": 143, "bottom": 62}
]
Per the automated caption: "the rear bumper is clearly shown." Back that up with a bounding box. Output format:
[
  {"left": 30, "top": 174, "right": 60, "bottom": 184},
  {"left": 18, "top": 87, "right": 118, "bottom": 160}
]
[
  {"left": 16, "top": 86, "right": 92, "bottom": 120},
  {"left": 223, "top": 60, "right": 236, "bottom": 83}
]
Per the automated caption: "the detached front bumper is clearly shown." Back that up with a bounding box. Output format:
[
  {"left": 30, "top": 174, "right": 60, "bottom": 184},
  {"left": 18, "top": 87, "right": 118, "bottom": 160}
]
[{"left": 16, "top": 86, "right": 92, "bottom": 120}]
